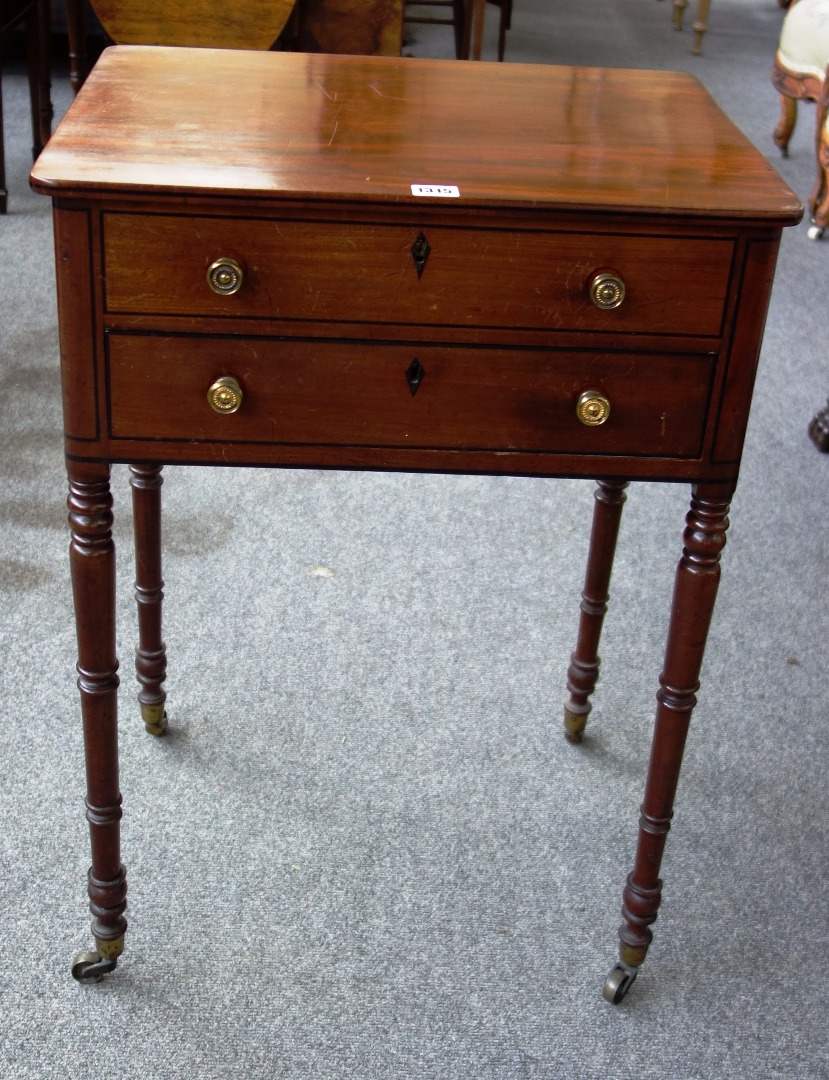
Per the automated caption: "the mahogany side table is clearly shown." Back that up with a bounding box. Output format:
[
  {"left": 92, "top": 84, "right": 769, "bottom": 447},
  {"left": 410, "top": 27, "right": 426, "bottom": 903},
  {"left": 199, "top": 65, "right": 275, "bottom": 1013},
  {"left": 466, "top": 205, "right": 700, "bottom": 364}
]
[{"left": 31, "top": 46, "right": 801, "bottom": 1003}]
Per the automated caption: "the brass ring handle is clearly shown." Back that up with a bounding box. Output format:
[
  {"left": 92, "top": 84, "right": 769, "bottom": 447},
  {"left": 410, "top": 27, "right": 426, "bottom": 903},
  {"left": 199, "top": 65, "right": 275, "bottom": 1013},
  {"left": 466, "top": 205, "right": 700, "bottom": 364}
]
[
  {"left": 207, "top": 376, "right": 244, "bottom": 414},
  {"left": 589, "top": 271, "right": 626, "bottom": 310},
  {"left": 576, "top": 389, "right": 611, "bottom": 427},
  {"left": 207, "top": 257, "right": 244, "bottom": 296}
]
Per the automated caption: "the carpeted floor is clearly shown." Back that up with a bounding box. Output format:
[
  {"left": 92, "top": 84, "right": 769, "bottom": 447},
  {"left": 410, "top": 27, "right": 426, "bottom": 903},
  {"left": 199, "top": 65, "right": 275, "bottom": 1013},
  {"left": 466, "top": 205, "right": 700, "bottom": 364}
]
[{"left": 1, "top": 2, "right": 828, "bottom": 1077}]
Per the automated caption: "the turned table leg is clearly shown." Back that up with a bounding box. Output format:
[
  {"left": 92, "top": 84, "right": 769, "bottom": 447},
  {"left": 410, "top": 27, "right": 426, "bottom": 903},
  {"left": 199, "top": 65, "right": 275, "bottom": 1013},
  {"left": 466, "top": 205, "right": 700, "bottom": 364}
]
[
  {"left": 564, "top": 478, "right": 629, "bottom": 743},
  {"left": 130, "top": 464, "right": 168, "bottom": 735},
  {"left": 66, "top": 460, "right": 127, "bottom": 983},
  {"left": 603, "top": 481, "right": 734, "bottom": 1003}
]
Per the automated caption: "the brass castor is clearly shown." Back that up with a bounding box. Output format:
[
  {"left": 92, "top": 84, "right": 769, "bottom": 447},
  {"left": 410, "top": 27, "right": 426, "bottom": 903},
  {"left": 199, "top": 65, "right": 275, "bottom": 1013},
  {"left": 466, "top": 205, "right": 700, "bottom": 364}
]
[
  {"left": 563, "top": 704, "right": 589, "bottom": 744},
  {"left": 71, "top": 950, "right": 118, "bottom": 983},
  {"left": 602, "top": 962, "right": 638, "bottom": 1004},
  {"left": 141, "top": 703, "right": 168, "bottom": 736}
]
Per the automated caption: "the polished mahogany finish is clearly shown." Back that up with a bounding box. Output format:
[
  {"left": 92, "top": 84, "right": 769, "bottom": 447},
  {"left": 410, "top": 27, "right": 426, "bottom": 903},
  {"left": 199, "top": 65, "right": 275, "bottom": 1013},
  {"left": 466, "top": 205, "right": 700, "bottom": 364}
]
[
  {"left": 32, "top": 46, "right": 800, "bottom": 999},
  {"left": 101, "top": 213, "right": 733, "bottom": 333},
  {"left": 35, "top": 49, "right": 796, "bottom": 218}
]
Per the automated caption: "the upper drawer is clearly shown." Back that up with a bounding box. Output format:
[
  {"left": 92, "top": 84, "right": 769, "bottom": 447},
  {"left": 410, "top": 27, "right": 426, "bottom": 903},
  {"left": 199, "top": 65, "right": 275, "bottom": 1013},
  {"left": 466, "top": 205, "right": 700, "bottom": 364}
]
[{"left": 102, "top": 213, "right": 733, "bottom": 336}]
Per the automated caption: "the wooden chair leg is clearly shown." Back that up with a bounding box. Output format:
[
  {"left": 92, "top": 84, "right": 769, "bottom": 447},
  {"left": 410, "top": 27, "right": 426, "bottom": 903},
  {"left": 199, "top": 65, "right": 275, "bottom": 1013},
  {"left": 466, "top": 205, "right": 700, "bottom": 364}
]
[
  {"left": 25, "top": 0, "right": 52, "bottom": 158},
  {"left": 807, "top": 74, "right": 829, "bottom": 235},
  {"left": 452, "top": 0, "right": 465, "bottom": 58},
  {"left": 403, "top": 1, "right": 466, "bottom": 60},
  {"left": 691, "top": 0, "right": 711, "bottom": 55},
  {"left": 808, "top": 129, "right": 829, "bottom": 236},
  {"left": 462, "top": 0, "right": 486, "bottom": 60},
  {"left": 496, "top": 0, "right": 507, "bottom": 61},
  {"left": 1, "top": 0, "right": 52, "bottom": 214},
  {"left": 65, "top": 0, "right": 88, "bottom": 93},
  {"left": 774, "top": 94, "right": 798, "bottom": 157}
]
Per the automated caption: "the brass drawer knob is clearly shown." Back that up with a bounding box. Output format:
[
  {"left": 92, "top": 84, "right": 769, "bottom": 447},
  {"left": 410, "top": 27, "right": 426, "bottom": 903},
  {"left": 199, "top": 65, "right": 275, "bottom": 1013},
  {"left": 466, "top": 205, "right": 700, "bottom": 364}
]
[
  {"left": 207, "top": 376, "right": 244, "bottom": 414},
  {"left": 207, "top": 257, "right": 244, "bottom": 296},
  {"left": 589, "top": 271, "right": 626, "bottom": 310},
  {"left": 576, "top": 390, "right": 611, "bottom": 426}
]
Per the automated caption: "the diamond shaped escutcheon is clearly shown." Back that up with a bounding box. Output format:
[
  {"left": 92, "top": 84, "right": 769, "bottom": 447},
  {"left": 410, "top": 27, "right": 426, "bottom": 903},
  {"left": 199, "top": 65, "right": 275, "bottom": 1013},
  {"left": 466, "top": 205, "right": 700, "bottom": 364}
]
[
  {"left": 411, "top": 232, "right": 431, "bottom": 278},
  {"left": 405, "top": 358, "right": 425, "bottom": 396}
]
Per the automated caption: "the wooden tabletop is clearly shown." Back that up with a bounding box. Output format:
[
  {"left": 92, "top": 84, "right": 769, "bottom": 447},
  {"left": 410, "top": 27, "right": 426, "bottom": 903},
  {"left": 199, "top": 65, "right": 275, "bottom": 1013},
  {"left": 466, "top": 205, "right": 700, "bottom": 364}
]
[{"left": 31, "top": 46, "right": 801, "bottom": 222}]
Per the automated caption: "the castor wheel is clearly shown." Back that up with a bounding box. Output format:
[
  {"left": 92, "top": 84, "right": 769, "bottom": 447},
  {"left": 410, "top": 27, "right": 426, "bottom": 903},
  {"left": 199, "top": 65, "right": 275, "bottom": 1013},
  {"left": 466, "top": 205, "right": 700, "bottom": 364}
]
[
  {"left": 602, "top": 962, "right": 638, "bottom": 1004},
  {"left": 140, "top": 703, "right": 168, "bottom": 736},
  {"left": 808, "top": 401, "right": 829, "bottom": 452},
  {"left": 71, "top": 950, "right": 117, "bottom": 983}
]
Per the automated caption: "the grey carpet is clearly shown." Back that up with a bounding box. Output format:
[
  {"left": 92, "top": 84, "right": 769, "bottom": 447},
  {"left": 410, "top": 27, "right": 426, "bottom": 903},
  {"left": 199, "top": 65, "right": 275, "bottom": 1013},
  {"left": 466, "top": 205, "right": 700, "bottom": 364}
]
[{"left": 1, "top": 1, "right": 828, "bottom": 1077}]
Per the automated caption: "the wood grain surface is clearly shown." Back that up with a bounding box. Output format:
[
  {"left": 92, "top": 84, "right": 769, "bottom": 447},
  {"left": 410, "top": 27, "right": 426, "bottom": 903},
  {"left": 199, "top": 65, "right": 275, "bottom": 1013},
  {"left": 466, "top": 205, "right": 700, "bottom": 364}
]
[{"left": 32, "top": 46, "right": 801, "bottom": 221}]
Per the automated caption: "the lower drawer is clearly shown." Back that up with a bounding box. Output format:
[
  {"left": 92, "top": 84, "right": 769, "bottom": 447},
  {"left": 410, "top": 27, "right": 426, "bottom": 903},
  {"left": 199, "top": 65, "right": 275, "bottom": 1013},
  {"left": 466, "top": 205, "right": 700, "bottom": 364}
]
[{"left": 106, "top": 333, "right": 713, "bottom": 458}]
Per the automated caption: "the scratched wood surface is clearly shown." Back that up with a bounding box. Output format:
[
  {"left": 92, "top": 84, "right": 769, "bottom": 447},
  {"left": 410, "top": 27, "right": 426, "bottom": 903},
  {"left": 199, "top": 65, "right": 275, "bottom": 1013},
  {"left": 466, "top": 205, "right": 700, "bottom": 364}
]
[{"left": 33, "top": 46, "right": 800, "bottom": 221}]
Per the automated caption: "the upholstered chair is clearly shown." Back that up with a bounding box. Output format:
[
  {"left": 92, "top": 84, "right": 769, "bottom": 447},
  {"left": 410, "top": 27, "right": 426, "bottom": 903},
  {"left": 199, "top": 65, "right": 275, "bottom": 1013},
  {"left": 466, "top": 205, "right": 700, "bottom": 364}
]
[
  {"left": 772, "top": 0, "right": 829, "bottom": 157},
  {"left": 772, "top": 0, "right": 829, "bottom": 237}
]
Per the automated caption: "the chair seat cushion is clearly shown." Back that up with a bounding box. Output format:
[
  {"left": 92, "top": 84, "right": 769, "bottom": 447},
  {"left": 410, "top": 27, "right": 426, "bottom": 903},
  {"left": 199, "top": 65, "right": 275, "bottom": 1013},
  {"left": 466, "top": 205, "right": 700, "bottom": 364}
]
[{"left": 778, "top": 0, "right": 829, "bottom": 78}]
